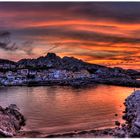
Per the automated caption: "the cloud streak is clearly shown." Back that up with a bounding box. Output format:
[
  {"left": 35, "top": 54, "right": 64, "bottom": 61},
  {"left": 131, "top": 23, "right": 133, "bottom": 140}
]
[{"left": 0, "top": 2, "right": 140, "bottom": 69}]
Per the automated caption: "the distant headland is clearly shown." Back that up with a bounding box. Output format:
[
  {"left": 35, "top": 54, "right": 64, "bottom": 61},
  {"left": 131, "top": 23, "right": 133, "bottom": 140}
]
[{"left": 0, "top": 52, "right": 139, "bottom": 87}]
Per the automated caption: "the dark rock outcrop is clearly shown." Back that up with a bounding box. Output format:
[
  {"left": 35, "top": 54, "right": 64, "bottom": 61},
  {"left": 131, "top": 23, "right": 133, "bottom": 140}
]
[
  {"left": 0, "top": 104, "right": 25, "bottom": 137},
  {"left": 17, "top": 53, "right": 105, "bottom": 72},
  {"left": 122, "top": 90, "right": 140, "bottom": 137}
]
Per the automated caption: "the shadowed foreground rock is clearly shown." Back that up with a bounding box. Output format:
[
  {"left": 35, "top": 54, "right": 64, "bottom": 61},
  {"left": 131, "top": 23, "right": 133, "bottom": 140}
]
[
  {"left": 0, "top": 104, "right": 25, "bottom": 137},
  {"left": 122, "top": 90, "right": 140, "bottom": 137}
]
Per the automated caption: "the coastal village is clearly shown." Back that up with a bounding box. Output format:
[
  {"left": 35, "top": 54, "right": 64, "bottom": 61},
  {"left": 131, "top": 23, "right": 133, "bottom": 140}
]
[
  {"left": 1, "top": 69, "right": 90, "bottom": 86},
  {"left": 0, "top": 53, "right": 139, "bottom": 86}
]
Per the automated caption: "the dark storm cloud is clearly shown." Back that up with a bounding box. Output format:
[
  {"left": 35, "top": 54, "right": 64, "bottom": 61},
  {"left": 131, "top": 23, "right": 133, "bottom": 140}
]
[
  {"left": 0, "top": 31, "right": 17, "bottom": 51},
  {"left": 0, "top": 2, "right": 140, "bottom": 23},
  {"left": 68, "top": 2, "right": 140, "bottom": 23}
]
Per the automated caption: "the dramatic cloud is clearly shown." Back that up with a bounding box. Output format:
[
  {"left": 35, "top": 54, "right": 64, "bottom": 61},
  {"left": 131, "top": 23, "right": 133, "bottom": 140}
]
[{"left": 0, "top": 2, "right": 140, "bottom": 69}]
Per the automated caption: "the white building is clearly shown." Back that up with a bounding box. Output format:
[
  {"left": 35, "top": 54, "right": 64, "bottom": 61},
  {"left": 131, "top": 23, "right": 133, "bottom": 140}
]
[{"left": 17, "top": 69, "right": 29, "bottom": 76}]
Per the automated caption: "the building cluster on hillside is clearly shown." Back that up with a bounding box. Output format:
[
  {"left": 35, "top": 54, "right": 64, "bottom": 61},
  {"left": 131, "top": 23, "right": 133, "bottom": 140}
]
[
  {"left": 0, "top": 66, "right": 134, "bottom": 86},
  {"left": 0, "top": 69, "right": 91, "bottom": 86},
  {"left": 0, "top": 53, "right": 139, "bottom": 86}
]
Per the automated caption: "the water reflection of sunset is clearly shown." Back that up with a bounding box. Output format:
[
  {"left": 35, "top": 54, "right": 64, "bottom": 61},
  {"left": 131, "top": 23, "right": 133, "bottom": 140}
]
[
  {"left": 0, "top": 2, "right": 140, "bottom": 70},
  {"left": 0, "top": 85, "right": 135, "bottom": 133}
]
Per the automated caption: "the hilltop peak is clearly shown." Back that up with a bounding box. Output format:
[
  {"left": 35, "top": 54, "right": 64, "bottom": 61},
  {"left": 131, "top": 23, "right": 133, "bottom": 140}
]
[{"left": 45, "top": 53, "right": 57, "bottom": 58}]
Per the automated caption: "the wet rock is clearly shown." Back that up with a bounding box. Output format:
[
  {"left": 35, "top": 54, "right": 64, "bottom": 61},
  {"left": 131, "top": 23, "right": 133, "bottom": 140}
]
[
  {"left": 115, "top": 121, "right": 120, "bottom": 126},
  {"left": 0, "top": 104, "right": 25, "bottom": 137},
  {"left": 134, "top": 121, "right": 140, "bottom": 129},
  {"left": 121, "top": 124, "right": 126, "bottom": 127},
  {"left": 115, "top": 114, "right": 118, "bottom": 116},
  {"left": 115, "top": 130, "right": 125, "bottom": 138},
  {"left": 121, "top": 90, "right": 140, "bottom": 137}
]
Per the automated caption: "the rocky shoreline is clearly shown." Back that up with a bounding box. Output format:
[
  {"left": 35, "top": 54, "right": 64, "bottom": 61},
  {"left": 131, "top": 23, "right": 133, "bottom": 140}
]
[
  {"left": 3, "top": 76, "right": 140, "bottom": 88},
  {"left": 8, "top": 90, "right": 140, "bottom": 138},
  {"left": 26, "top": 77, "right": 140, "bottom": 88}
]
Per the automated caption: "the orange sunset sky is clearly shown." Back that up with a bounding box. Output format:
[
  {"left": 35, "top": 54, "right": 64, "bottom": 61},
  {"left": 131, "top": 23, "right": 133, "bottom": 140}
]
[{"left": 0, "top": 2, "right": 140, "bottom": 70}]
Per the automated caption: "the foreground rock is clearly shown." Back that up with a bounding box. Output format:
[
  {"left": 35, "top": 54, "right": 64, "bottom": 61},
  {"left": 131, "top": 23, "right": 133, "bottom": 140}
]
[
  {"left": 122, "top": 90, "right": 140, "bottom": 137},
  {"left": 0, "top": 104, "right": 25, "bottom": 137}
]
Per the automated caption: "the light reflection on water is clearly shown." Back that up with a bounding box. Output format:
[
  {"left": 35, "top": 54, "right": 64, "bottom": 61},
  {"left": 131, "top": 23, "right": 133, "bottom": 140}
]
[{"left": 0, "top": 85, "right": 136, "bottom": 134}]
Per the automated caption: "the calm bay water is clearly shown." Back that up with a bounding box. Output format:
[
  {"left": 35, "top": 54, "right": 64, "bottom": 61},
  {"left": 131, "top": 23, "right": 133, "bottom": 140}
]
[{"left": 0, "top": 85, "right": 137, "bottom": 134}]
